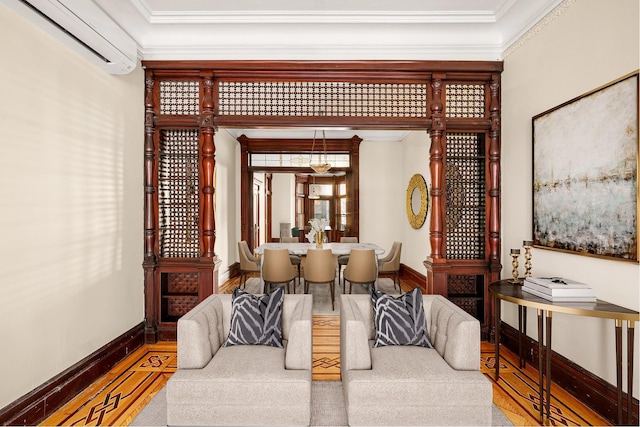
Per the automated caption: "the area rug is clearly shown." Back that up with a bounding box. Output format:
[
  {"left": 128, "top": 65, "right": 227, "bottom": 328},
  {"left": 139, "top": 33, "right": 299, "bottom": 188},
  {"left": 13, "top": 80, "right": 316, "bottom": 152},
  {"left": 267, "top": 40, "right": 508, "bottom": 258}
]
[
  {"left": 240, "top": 277, "right": 401, "bottom": 315},
  {"left": 131, "top": 381, "right": 513, "bottom": 426}
]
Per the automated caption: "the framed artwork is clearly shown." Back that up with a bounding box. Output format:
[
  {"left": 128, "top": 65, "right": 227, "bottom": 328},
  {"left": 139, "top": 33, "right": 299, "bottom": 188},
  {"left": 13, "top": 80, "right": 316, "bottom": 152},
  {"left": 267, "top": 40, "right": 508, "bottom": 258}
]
[{"left": 532, "top": 72, "right": 639, "bottom": 262}]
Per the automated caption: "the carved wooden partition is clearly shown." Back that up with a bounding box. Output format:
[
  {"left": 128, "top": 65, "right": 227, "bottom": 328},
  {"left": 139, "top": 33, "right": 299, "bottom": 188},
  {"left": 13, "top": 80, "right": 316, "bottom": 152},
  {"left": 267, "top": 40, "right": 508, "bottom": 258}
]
[{"left": 142, "top": 60, "right": 503, "bottom": 341}]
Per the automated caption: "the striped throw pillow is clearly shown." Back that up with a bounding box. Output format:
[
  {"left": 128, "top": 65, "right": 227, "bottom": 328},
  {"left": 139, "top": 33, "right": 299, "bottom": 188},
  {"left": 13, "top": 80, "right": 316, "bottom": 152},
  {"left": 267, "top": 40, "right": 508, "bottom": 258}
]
[
  {"left": 370, "top": 287, "right": 433, "bottom": 348},
  {"left": 224, "top": 286, "right": 284, "bottom": 348}
]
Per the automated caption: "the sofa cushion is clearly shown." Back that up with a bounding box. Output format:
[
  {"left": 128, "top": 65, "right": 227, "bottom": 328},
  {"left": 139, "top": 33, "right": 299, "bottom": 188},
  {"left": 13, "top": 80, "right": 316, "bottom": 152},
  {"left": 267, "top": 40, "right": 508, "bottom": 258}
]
[
  {"left": 347, "top": 345, "right": 491, "bottom": 408},
  {"left": 224, "top": 286, "right": 284, "bottom": 348},
  {"left": 168, "top": 344, "right": 310, "bottom": 405},
  {"left": 370, "top": 287, "right": 433, "bottom": 348}
]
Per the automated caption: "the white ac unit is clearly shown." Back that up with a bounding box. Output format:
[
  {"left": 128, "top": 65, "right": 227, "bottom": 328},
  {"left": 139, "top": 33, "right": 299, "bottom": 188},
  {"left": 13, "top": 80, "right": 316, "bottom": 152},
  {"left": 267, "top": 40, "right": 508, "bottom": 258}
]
[{"left": 2, "top": 0, "right": 137, "bottom": 74}]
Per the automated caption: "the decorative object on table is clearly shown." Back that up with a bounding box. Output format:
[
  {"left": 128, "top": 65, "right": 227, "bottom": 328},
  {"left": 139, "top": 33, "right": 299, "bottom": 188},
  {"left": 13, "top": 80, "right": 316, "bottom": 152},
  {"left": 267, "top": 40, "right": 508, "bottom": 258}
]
[
  {"left": 406, "top": 173, "right": 428, "bottom": 229},
  {"left": 532, "top": 72, "right": 638, "bottom": 261},
  {"left": 307, "top": 217, "right": 330, "bottom": 248},
  {"left": 509, "top": 249, "right": 521, "bottom": 284},
  {"left": 309, "top": 130, "right": 331, "bottom": 174},
  {"left": 523, "top": 240, "right": 534, "bottom": 277},
  {"left": 522, "top": 276, "right": 596, "bottom": 302}
]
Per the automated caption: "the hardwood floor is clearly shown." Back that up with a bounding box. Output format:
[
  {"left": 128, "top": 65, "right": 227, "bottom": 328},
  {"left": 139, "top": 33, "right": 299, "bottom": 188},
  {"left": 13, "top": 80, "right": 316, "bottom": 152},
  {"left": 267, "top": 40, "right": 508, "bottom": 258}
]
[{"left": 40, "top": 274, "right": 610, "bottom": 426}]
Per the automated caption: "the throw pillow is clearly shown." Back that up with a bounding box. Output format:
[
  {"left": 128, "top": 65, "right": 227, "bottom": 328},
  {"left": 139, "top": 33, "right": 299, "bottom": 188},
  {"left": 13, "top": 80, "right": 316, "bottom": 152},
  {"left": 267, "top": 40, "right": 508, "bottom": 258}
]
[
  {"left": 370, "top": 287, "right": 433, "bottom": 348},
  {"left": 224, "top": 286, "right": 284, "bottom": 348}
]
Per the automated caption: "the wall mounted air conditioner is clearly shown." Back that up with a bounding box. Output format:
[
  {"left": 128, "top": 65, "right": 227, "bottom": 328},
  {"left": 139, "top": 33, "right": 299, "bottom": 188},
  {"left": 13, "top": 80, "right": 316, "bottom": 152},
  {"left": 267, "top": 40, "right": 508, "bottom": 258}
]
[{"left": 2, "top": 0, "right": 137, "bottom": 74}]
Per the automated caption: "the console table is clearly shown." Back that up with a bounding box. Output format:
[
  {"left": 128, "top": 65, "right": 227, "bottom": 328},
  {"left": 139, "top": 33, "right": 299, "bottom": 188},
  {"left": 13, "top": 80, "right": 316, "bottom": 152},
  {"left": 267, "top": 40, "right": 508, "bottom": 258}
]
[{"left": 489, "top": 280, "right": 639, "bottom": 425}]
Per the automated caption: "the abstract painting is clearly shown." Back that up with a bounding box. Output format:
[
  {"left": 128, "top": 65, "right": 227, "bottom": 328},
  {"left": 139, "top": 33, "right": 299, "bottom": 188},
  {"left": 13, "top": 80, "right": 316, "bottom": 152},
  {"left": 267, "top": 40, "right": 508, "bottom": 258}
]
[{"left": 532, "top": 73, "right": 638, "bottom": 261}]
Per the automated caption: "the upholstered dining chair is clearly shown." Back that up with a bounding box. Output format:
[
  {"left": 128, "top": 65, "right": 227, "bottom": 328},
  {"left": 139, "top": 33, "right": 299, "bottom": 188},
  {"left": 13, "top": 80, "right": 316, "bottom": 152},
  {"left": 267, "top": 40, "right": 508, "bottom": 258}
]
[
  {"left": 280, "top": 236, "right": 302, "bottom": 283},
  {"left": 261, "top": 248, "right": 297, "bottom": 294},
  {"left": 238, "top": 241, "right": 260, "bottom": 289},
  {"left": 377, "top": 241, "right": 402, "bottom": 292},
  {"left": 337, "top": 236, "right": 358, "bottom": 288},
  {"left": 343, "top": 248, "right": 377, "bottom": 294},
  {"left": 303, "top": 248, "right": 337, "bottom": 310}
]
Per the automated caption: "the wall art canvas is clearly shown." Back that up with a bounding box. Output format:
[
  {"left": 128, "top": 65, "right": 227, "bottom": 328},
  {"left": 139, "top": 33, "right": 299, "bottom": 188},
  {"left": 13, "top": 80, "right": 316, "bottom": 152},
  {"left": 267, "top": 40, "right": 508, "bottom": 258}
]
[{"left": 533, "top": 73, "right": 638, "bottom": 261}]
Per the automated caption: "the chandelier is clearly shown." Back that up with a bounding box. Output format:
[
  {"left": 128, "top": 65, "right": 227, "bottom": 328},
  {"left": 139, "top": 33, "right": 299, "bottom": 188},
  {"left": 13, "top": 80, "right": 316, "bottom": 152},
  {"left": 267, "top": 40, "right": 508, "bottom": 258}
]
[{"left": 309, "top": 130, "right": 331, "bottom": 174}]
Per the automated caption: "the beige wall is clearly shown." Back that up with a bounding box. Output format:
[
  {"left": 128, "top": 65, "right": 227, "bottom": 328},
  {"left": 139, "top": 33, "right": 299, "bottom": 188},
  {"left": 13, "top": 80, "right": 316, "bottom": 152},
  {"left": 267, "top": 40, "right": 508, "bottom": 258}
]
[
  {"left": 0, "top": 4, "right": 145, "bottom": 409},
  {"left": 501, "top": 0, "right": 639, "bottom": 396},
  {"left": 400, "top": 131, "right": 432, "bottom": 271},
  {"left": 212, "top": 129, "right": 241, "bottom": 283}
]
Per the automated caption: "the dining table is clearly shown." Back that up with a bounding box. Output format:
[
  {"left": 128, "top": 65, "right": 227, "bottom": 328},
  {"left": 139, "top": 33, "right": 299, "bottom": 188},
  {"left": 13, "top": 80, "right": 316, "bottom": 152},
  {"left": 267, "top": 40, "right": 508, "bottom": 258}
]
[{"left": 253, "top": 242, "right": 386, "bottom": 256}]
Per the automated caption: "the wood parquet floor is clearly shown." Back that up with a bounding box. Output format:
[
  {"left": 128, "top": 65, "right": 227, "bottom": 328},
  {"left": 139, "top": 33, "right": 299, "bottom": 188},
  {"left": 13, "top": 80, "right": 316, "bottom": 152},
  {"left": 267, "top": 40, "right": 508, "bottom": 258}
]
[{"left": 40, "top": 274, "right": 610, "bottom": 426}]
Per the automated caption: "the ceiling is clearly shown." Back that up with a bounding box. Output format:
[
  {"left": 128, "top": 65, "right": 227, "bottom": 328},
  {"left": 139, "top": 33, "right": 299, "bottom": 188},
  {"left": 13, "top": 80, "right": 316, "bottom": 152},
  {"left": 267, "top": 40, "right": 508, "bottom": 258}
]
[
  {"left": 97, "top": 0, "right": 564, "bottom": 61},
  {"left": 95, "top": 0, "right": 564, "bottom": 140}
]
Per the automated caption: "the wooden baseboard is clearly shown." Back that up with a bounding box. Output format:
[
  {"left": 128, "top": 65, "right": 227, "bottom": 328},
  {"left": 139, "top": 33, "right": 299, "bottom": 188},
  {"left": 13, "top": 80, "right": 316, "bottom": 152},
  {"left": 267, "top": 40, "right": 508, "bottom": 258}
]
[
  {"left": 500, "top": 322, "right": 639, "bottom": 426},
  {"left": 0, "top": 322, "right": 145, "bottom": 426},
  {"left": 399, "top": 263, "right": 426, "bottom": 291}
]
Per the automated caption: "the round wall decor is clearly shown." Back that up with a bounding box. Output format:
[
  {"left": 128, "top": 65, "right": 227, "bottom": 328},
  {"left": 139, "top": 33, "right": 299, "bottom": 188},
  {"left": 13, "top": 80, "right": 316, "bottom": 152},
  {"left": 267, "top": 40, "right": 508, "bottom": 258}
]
[{"left": 406, "top": 173, "right": 428, "bottom": 229}]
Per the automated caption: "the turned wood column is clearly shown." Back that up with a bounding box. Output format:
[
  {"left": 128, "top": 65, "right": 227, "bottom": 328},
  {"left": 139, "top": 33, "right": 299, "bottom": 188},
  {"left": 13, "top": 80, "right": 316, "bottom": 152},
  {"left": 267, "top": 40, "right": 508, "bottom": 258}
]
[
  {"left": 143, "top": 71, "right": 158, "bottom": 343},
  {"left": 488, "top": 74, "right": 502, "bottom": 281},
  {"left": 200, "top": 75, "right": 216, "bottom": 259},
  {"left": 428, "top": 77, "right": 446, "bottom": 261},
  {"left": 425, "top": 76, "right": 448, "bottom": 296}
]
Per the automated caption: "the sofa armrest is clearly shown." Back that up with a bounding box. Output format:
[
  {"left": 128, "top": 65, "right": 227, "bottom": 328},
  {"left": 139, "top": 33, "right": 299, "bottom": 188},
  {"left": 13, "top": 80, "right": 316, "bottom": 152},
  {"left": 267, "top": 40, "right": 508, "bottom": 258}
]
[
  {"left": 430, "top": 296, "right": 480, "bottom": 371},
  {"left": 177, "top": 295, "right": 223, "bottom": 369},
  {"left": 340, "top": 295, "right": 372, "bottom": 377},
  {"left": 284, "top": 295, "right": 313, "bottom": 370}
]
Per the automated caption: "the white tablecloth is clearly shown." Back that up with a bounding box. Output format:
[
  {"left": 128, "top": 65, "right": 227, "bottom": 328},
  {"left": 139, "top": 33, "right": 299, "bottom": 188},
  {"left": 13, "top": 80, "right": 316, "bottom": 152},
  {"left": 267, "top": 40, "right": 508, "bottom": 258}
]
[{"left": 254, "top": 242, "right": 385, "bottom": 256}]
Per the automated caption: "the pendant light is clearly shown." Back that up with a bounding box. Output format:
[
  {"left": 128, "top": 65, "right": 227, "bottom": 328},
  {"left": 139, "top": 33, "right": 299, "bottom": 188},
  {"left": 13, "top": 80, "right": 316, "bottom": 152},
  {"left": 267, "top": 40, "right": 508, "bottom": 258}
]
[{"left": 309, "top": 130, "right": 331, "bottom": 174}]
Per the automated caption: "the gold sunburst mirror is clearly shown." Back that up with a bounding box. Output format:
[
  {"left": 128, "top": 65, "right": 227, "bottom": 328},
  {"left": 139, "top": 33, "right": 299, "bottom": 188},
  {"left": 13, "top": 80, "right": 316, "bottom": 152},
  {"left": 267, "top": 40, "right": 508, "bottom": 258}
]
[{"left": 406, "top": 174, "right": 428, "bottom": 229}]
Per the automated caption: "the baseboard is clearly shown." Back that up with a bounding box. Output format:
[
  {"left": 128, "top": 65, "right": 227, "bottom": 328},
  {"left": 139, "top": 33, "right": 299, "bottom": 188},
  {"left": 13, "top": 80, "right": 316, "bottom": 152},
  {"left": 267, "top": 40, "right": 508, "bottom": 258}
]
[
  {"left": 0, "top": 322, "right": 145, "bottom": 426},
  {"left": 399, "top": 263, "right": 426, "bottom": 291},
  {"left": 500, "top": 322, "right": 639, "bottom": 425},
  {"left": 227, "top": 261, "right": 240, "bottom": 281}
]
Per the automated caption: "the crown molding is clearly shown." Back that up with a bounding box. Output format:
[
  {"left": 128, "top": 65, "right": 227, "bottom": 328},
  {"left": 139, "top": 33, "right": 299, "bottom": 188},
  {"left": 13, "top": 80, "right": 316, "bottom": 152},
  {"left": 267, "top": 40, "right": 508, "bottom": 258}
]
[{"left": 140, "top": 44, "right": 503, "bottom": 61}]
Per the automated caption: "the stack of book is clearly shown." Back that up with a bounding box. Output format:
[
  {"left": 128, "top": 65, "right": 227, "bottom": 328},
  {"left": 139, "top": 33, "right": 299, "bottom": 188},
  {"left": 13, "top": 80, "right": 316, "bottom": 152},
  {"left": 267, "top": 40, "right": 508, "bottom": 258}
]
[{"left": 522, "top": 277, "right": 597, "bottom": 302}]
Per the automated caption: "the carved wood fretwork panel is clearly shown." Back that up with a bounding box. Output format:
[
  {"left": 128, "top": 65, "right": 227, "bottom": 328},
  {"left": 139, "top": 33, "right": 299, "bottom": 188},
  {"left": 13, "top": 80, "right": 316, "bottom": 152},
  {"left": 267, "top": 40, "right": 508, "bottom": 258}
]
[
  {"left": 218, "top": 81, "right": 428, "bottom": 118},
  {"left": 142, "top": 60, "right": 503, "bottom": 342}
]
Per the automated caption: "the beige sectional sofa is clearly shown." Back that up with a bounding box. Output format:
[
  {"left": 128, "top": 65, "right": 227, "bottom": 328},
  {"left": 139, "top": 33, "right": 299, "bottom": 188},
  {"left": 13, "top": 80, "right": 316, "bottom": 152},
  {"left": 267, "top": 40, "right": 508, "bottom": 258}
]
[
  {"left": 340, "top": 293, "right": 493, "bottom": 426},
  {"left": 166, "top": 293, "right": 313, "bottom": 426}
]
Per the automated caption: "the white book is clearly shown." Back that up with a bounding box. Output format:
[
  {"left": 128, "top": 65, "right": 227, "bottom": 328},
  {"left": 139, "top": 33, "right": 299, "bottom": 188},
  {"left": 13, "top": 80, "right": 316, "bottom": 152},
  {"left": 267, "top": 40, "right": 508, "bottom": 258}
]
[
  {"left": 522, "top": 285, "right": 597, "bottom": 302},
  {"left": 525, "top": 276, "right": 590, "bottom": 289},
  {"left": 522, "top": 279, "right": 595, "bottom": 297}
]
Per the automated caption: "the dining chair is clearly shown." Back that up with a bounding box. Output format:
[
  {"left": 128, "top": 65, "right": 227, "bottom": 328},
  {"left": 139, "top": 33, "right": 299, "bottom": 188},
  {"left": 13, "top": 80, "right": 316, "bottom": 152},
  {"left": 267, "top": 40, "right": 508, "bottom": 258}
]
[
  {"left": 337, "top": 236, "right": 358, "bottom": 287},
  {"left": 303, "top": 248, "right": 337, "bottom": 310},
  {"left": 238, "top": 241, "right": 261, "bottom": 289},
  {"left": 343, "top": 248, "right": 377, "bottom": 294},
  {"left": 261, "top": 248, "right": 297, "bottom": 294},
  {"left": 280, "top": 236, "right": 302, "bottom": 283},
  {"left": 377, "top": 241, "right": 402, "bottom": 292}
]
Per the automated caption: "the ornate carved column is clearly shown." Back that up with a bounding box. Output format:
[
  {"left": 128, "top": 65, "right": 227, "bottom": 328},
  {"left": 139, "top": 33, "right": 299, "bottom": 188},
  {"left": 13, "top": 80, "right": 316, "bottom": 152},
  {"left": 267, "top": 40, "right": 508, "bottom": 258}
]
[
  {"left": 143, "top": 70, "right": 158, "bottom": 343},
  {"left": 488, "top": 74, "right": 502, "bottom": 281},
  {"left": 200, "top": 75, "right": 216, "bottom": 259},
  {"left": 425, "top": 76, "right": 449, "bottom": 296},
  {"left": 428, "top": 77, "right": 446, "bottom": 261}
]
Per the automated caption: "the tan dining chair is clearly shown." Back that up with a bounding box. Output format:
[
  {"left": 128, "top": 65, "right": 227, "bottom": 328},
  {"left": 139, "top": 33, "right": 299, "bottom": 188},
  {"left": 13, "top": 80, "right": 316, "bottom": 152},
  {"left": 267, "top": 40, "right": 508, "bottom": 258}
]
[
  {"left": 377, "top": 241, "right": 402, "bottom": 292},
  {"left": 280, "top": 236, "right": 302, "bottom": 283},
  {"left": 343, "top": 248, "right": 377, "bottom": 294},
  {"left": 303, "top": 248, "right": 337, "bottom": 310},
  {"left": 238, "top": 241, "right": 261, "bottom": 289},
  {"left": 337, "top": 236, "right": 358, "bottom": 287},
  {"left": 261, "top": 248, "right": 297, "bottom": 294}
]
